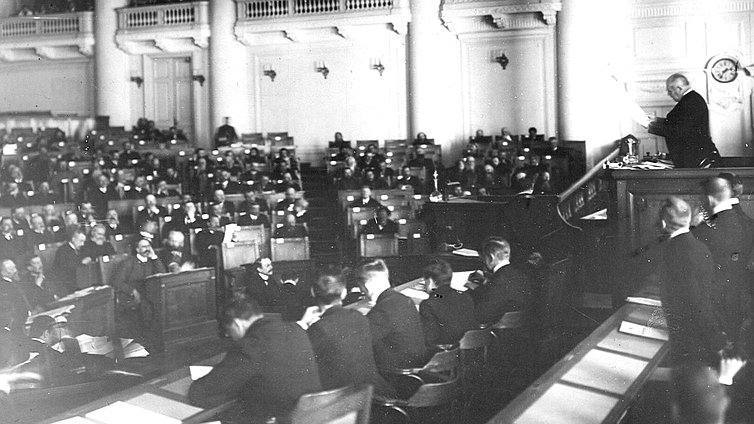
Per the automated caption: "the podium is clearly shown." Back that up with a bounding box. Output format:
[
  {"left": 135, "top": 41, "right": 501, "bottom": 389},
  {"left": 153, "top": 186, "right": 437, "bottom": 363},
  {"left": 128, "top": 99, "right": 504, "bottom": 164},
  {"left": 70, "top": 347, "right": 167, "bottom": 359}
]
[{"left": 143, "top": 267, "right": 218, "bottom": 352}]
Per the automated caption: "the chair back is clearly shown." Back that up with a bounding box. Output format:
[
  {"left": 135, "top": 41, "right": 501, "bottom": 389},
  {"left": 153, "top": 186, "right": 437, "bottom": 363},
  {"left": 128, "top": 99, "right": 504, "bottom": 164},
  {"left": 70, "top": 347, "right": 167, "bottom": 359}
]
[
  {"left": 270, "top": 237, "right": 309, "bottom": 261},
  {"left": 492, "top": 309, "right": 530, "bottom": 330},
  {"left": 110, "top": 233, "right": 138, "bottom": 254},
  {"left": 36, "top": 241, "right": 65, "bottom": 272},
  {"left": 459, "top": 329, "right": 494, "bottom": 366},
  {"left": 359, "top": 234, "right": 399, "bottom": 257},
  {"left": 290, "top": 385, "right": 373, "bottom": 424},
  {"left": 99, "top": 253, "right": 131, "bottom": 287},
  {"left": 405, "top": 374, "right": 462, "bottom": 409},
  {"left": 221, "top": 240, "right": 260, "bottom": 270},
  {"left": 422, "top": 348, "right": 460, "bottom": 377}
]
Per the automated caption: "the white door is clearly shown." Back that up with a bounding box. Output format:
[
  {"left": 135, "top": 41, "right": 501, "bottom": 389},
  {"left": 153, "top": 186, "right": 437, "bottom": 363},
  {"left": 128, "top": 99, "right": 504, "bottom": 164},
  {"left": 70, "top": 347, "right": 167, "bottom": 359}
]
[{"left": 152, "top": 56, "right": 193, "bottom": 140}]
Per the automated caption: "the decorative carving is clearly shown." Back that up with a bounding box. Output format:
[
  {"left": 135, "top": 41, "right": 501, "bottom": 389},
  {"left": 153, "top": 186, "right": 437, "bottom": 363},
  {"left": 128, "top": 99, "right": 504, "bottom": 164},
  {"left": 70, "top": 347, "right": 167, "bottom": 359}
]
[
  {"left": 541, "top": 10, "right": 557, "bottom": 25},
  {"left": 491, "top": 12, "right": 509, "bottom": 28},
  {"left": 629, "top": 0, "right": 754, "bottom": 19},
  {"left": 441, "top": 0, "right": 561, "bottom": 34},
  {"left": 77, "top": 43, "right": 94, "bottom": 57},
  {"left": 192, "top": 36, "right": 209, "bottom": 49}
]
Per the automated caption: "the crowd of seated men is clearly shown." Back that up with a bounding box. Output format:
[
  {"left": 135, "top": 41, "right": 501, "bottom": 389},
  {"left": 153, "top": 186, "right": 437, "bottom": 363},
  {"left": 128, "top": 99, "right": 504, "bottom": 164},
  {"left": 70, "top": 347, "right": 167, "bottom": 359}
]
[
  {"left": 329, "top": 127, "right": 575, "bottom": 201},
  {"left": 14, "top": 0, "right": 92, "bottom": 16},
  {"left": 187, "top": 236, "right": 535, "bottom": 422}
]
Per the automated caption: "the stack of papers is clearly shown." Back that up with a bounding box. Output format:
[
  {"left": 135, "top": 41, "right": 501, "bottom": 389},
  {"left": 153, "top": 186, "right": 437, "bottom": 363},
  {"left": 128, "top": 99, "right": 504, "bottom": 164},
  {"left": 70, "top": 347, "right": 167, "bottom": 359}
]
[
  {"left": 452, "top": 248, "right": 479, "bottom": 257},
  {"left": 626, "top": 297, "right": 662, "bottom": 307},
  {"left": 75, "top": 334, "right": 149, "bottom": 359}
]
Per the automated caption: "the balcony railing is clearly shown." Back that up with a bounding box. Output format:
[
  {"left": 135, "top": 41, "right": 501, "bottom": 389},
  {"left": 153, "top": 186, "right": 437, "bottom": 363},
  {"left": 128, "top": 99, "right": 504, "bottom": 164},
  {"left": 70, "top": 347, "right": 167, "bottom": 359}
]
[
  {"left": 237, "top": 0, "right": 394, "bottom": 20},
  {"left": 118, "top": 1, "right": 208, "bottom": 30},
  {"left": 0, "top": 12, "right": 93, "bottom": 38}
]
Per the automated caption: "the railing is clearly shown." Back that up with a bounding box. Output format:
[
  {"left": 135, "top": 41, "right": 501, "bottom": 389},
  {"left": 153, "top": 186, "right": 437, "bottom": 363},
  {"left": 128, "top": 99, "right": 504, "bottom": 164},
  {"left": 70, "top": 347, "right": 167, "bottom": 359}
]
[
  {"left": 556, "top": 146, "right": 620, "bottom": 227},
  {"left": 0, "top": 12, "right": 92, "bottom": 38},
  {"left": 118, "top": 1, "right": 208, "bottom": 30},
  {"left": 237, "top": 0, "right": 393, "bottom": 20}
]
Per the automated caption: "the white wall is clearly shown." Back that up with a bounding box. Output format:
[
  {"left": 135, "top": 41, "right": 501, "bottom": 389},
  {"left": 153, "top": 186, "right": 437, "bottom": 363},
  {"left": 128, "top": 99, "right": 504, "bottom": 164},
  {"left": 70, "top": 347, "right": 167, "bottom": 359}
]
[
  {"left": 0, "top": 58, "right": 94, "bottom": 116},
  {"left": 247, "top": 29, "right": 408, "bottom": 165}
]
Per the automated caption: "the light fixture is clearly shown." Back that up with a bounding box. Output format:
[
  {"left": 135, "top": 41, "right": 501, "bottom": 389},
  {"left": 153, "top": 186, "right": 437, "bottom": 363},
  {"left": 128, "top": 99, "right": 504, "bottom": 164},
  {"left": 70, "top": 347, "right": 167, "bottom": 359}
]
[
  {"left": 316, "top": 61, "right": 329, "bottom": 79},
  {"left": 494, "top": 50, "right": 509, "bottom": 70},
  {"left": 192, "top": 75, "right": 206, "bottom": 86},
  {"left": 263, "top": 64, "right": 276, "bottom": 81},
  {"left": 130, "top": 76, "right": 143, "bottom": 87},
  {"left": 371, "top": 58, "right": 385, "bottom": 76}
]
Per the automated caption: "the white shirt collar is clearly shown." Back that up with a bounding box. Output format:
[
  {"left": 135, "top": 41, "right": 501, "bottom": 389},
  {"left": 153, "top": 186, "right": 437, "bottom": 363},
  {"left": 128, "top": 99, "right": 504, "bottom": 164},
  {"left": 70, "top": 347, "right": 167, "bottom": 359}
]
[
  {"left": 258, "top": 272, "right": 270, "bottom": 282},
  {"left": 492, "top": 259, "right": 510, "bottom": 273},
  {"left": 136, "top": 254, "right": 148, "bottom": 263},
  {"left": 712, "top": 199, "right": 735, "bottom": 215},
  {"left": 669, "top": 227, "right": 690, "bottom": 240},
  {"left": 731, "top": 197, "right": 740, "bottom": 205}
]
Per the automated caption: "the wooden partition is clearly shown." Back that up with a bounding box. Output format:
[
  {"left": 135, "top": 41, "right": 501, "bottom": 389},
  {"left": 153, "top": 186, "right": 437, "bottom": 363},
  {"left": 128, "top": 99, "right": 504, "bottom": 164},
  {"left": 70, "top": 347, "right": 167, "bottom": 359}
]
[
  {"left": 271, "top": 237, "right": 310, "bottom": 261},
  {"left": 143, "top": 267, "right": 217, "bottom": 352},
  {"left": 220, "top": 240, "right": 260, "bottom": 270},
  {"left": 359, "top": 234, "right": 399, "bottom": 257}
]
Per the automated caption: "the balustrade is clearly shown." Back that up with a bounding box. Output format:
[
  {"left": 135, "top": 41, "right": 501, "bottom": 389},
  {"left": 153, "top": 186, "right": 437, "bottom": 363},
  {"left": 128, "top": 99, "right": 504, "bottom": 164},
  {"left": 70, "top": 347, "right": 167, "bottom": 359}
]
[
  {"left": 0, "top": 12, "right": 90, "bottom": 38},
  {"left": 237, "top": 0, "right": 394, "bottom": 20},
  {"left": 119, "top": 1, "right": 206, "bottom": 30}
]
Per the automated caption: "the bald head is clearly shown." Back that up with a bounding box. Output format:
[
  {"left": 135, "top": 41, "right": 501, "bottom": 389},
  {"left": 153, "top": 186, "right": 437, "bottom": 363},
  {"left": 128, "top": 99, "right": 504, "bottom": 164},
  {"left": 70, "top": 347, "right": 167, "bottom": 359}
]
[
  {"left": 660, "top": 196, "right": 692, "bottom": 233},
  {"left": 702, "top": 177, "right": 733, "bottom": 208},
  {"left": 666, "top": 73, "right": 691, "bottom": 102}
]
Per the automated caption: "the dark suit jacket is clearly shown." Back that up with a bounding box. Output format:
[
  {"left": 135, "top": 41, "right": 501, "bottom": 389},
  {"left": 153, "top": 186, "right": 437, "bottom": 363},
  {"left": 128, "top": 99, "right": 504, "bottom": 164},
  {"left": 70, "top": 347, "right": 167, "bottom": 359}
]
[
  {"left": 194, "top": 229, "right": 223, "bottom": 268},
  {"left": 238, "top": 213, "right": 270, "bottom": 227},
  {"left": 23, "top": 230, "right": 56, "bottom": 252},
  {"left": 158, "top": 245, "right": 193, "bottom": 269},
  {"left": 471, "top": 264, "right": 533, "bottom": 325},
  {"left": 648, "top": 90, "right": 719, "bottom": 168},
  {"left": 419, "top": 285, "right": 477, "bottom": 346},
  {"left": 661, "top": 232, "right": 727, "bottom": 365},
  {"left": 87, "top": 186, "right": 118, "bottom": 219},
  {"left": 0, "top": 279, "right": 31, "bottom": 334},
  {"left": 216, "top": 181, "right": 243, "bottom": 195},
  {"left": 80, "top": 240, "right": 116, "bottom": 261},
  {"left": 367, "top": 289, "right": 429, "bottom": 370},
  {"left": 361, "top": 218, "right": 398, "bottom": 235},
  {"left": 692, "top": 209, "right": 754, "bottom": 346},
  {"left": 308, "top": 306, "right": 395, "bottom": 397},
  {"left": 273, "top": 225, "right": 308, "bottom": 239},
  {"left": 110, "top": 256, "right": 166, "bottom": 295},
  {"left": 244, "top": 271, "right": 284, "bottom": 309},
  {"left": 350, "top": 197, "right": 382, "bottom": 209},
  {"left": 189, "top": 316, "right": 321, "bottom": 418},
  {"left": 52, "top": 243, "right": 81, "bottom": 296},
  {"left": 135, "top": 206, "right": 167, "bottom": 229}
]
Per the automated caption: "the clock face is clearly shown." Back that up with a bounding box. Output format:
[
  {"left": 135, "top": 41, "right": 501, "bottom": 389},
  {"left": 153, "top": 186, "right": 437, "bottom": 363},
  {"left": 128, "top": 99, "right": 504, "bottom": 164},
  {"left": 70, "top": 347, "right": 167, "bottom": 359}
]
[{"left": 711, "top": 58, "right": 738, "bottom": 83}]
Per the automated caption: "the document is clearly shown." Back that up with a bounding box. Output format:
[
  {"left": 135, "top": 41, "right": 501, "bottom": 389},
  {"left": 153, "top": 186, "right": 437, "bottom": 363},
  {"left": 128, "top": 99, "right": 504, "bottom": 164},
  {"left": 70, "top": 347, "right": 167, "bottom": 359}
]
[
  {"left": 597, "top": 328, "right": 664, "bottom": 360},
  {"left": 26, "top": 304, "right": 76, "bottom": 325},
  {"left": 190, "top": 365, "right": 213, "bottom": 381},
  {"left": 400, "top": 288, "right": 429, "bottom": 301},
  {"left": 126, "top": 393, "right": 202, "bottom": 421},
  {"left": 560, "top": 349, "right": 648, "bottom": 395},
  {"left": 452, "top": 248, "right": 478, "bottom": 257},
  {"left": 626, "top": 297, "right": 662, "bottom": 308},
  {"left": 514, "top": 383, "right": 619, "bottom": 424},
  {"left": 619, "top": 320, "right": 669, "bottom": 341},
  {"left": 85, "top": 401, "right": 181, "bottom": 424}
]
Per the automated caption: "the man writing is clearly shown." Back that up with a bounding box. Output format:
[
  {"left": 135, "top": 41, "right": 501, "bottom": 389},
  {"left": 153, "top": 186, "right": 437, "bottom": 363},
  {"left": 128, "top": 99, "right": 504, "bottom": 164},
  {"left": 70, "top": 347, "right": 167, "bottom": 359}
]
[{"left": 648, "top": 73, "right": 720, "bottom": 168}]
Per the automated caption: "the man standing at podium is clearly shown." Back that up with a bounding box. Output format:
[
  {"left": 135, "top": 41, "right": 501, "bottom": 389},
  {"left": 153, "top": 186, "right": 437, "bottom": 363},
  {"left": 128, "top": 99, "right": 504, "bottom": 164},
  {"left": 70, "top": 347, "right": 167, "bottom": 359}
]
[{"left": 648, "top": 73, "right": 720, "bottom": 168}]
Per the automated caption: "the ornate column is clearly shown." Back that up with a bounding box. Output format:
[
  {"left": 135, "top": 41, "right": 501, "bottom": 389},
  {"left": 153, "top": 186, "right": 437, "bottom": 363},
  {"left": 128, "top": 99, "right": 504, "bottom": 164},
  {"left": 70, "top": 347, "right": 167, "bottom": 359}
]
[
  {"left": 557, "top": 0, "right": 630, "bottom": 167},
  {"left": 95, "top": 0, "right": 131, "bottom": 128},
  {"left": 407, "top": 0, "right": 463, "bottom": 161},
  {"left": 209, "top": 0, "right": 250, "bottom": 146}
]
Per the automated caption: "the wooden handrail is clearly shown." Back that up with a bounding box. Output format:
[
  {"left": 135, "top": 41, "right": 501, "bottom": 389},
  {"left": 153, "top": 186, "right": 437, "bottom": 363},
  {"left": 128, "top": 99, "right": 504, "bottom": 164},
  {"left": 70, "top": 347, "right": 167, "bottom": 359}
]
[{"left": 558, "top": 147, "right": 620, "bottom": 203}]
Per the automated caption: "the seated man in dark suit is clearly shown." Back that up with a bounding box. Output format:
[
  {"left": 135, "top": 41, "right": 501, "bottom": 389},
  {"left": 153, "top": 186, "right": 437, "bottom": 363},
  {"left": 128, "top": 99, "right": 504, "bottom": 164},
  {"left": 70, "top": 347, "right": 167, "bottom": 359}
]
[
  {"left": 238, "top": 189, "right": 269, "bottom": 214},
  {"left": 238, "top": 203, "right": 270, "bottom": 227},
  {"left": 153, "top": 179, "right": 179, "bottom": 198},
  {"left": 243, "top": 257, "right": 284, "bottom": 311},
  {"left": 23, "top": 215, "right": 56, "bottom": 253},
  {"left": 0, "top": 217, "right": 25, "bottom": 264},
  {"left": 395, "top": 166, "right": 423, "bottom": 194},
  {"left": 135, "top": 194, "right": 168, "bottom": 230},
  {"left": 51, "top": 230, "right": 87, "bottom": 297},
  {"left": 0, "top": 261, "right": 31, "bottom": 335},
  {"left": 19, "top": 255, "right": 56, "bottom": 312},
  {"left": 469, "top": 237, "right": 533, "bottom": 326},
  {"left": 194, "top": 216, "right": 224, "bottom": 268},
  {"left": 211, "top": 189, "right": 236, "bottom": 218},
  {"left": 349, "top": 186, "right": 382, "bottom": 209},
  {"left": 273, "top": 214, "right": 308, "bottom": 239},
  {"left": 419, "top": 259, "right": 476, "bottom": 347},
  {"left": 189, "top": 297, "right": 321, "bottom": 420},
  {"left": 215, "top": 169, "right": 242, "bottom": 195},
  {"left": 87, "top": 174, "right": 119, "bottom": 219},
  {"left": 300, "top": 273, "right": 395, "bottom": 397},
  {"left": 275, "top": 187, "right": 298, "bottom": 212},
  {"left": 80, "top": 224, "right": 116, "bottom": 264},
  {"left": 361, "top": 206, "right": 398, "bottom": 235},
  {"left": 10, "top": 206, "right": 30, "bottom": 235},
  {"left": 158, "top": 230, "right": 194, "bottom": 273},
  {"left": 360, "top": 259, "right": 429, "bottom": 371}
]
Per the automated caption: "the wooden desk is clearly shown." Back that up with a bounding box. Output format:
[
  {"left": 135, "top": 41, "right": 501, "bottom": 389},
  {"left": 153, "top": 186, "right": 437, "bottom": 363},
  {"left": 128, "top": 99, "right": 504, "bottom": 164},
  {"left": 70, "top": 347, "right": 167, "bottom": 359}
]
[
  {"left": 29, "top": 285, "right": 115, "bottom": 337},
  {"left": 486, "top": 293, "right": 668, "bottom": 424},
  {"left": 41, "top": 354, "right": 232, "bottom": 424}
]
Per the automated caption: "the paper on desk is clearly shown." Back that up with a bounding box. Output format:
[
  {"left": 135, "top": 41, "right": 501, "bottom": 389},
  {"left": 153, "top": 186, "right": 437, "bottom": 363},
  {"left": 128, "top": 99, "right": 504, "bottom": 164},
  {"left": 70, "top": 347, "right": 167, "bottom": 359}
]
[
  {"left": 514, "top": 383, "right": 619, "bottom": 424},
  {"left": 452, "top": 248, "right": 479, "bottom": 257},
  {"left": 50, "top": 417, "right": 97, "bottom": 424},
  {"left": 223, "top": 223, "right": 238, "bottom": 243},
  {"left": 450, "top": 271, "right": 474, "bottom": 291},
  {"left": 85, "top": 401, "right": 181, "bottom": 424},
  {"left": 25, "top": 304, "right": 76, "bottom": 325},
  {"left": 122, "top": 342, "right": 149, "bottom": 359},
  {"left": 619, "top": 320, "right": 669, "bottom": 341},
  {"left": 190, "top": 365, "right": 213, "bottom": 381},
  {"left": 401, "top": 288, "right": 429, "bottom": 301},
  {"left": 127, "top": 393, "right": 202, "bottom": 421},
  {"left": 626, "top": 297, "right": 662, "bottom": 308},
  {"left": 77, "top": 335, "right": 114, "bottom": 356},
  {"left": 161, "top": 376, "right": 192, "bottom": 396},
  {"left": 560, "top": 349, "right": 648, "bottom": 395},
  {"left": 56, "top": 285, "right": 106, "bottom": 302}
]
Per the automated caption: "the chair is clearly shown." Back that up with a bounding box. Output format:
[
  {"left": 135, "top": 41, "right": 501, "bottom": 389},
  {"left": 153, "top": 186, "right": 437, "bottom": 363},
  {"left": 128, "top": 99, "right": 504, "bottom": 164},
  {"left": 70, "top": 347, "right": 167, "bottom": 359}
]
[
  {"left": 290, "top": 385, "right": 374, "bottom": 424},
  {"left": 98, "top": 253, "right": 131, "bottom": 287},
  {"left": 458, "top": 329, "right": 495, "bottom": 405},
  {"left": 36, "top": 241, "right": 65, "bottom": 272},
  {"left": 221, "top": 240, "right": 260, "bottom": 270},
  {"left": 359, "top": 234, "right": 399, "bottom": 257},
  {"left": 270, "top": 237, "right": 310, "bottom": 261}
]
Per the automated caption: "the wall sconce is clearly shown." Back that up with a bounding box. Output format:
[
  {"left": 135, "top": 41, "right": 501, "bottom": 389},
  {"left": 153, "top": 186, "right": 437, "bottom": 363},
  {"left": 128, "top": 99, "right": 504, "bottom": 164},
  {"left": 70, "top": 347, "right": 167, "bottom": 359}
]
[
  {"left": 316, "top": 61, "right": 329, "bottom": 79},
  {"left": 192, "top": 75, "right": 206, "bottom": 86},
  {"left": 371, "top": 58, "right": 385, "bottom": 76},
  {"left": 494, "top": 51, "right": 509, "bottom": 70},
  {"left": 263, "top": 64, "right": 276, "bottom": 82},
  {"left": 130, "top": 76, "right": 143, "bottom": 88}
]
